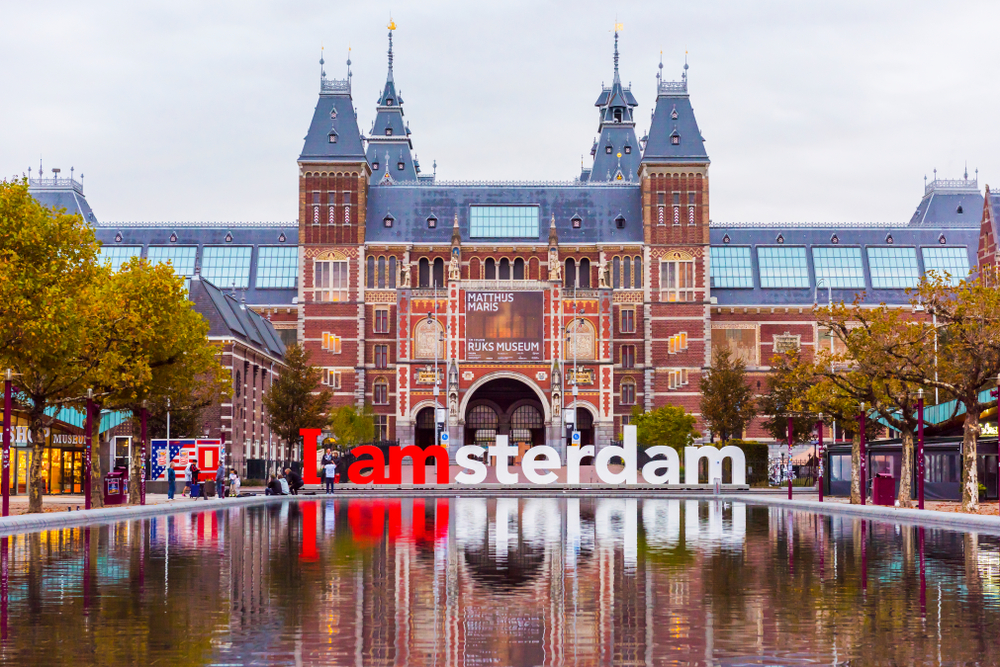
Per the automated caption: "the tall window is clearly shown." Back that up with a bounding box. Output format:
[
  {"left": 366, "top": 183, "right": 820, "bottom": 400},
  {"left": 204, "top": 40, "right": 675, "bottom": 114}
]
[
  {"left": 321, "top": 368, "right": 341, "bottom": 389},
  {"left": 623, "top": 257, "right": 632, "bottom": 289},
  {"left": 621, "top": 344, "right": 636, "bottom": 369},
  {"left": 373, "top": 378, "right": 389, "bottom": 405},
  {"left": 374, "top": 344, "right": 388, "bottom": 369},
  {"left": 513, "top": 257, "right": 525, "bottom": 280},
  {"left": 620, "top": 378, "right": 636, "bottom": 405},
  {"left": 484, "top": 258, "right": 496, "bottom": 280},
  {"left": 579, "top": 258, "right": 591, "bottom": 288},
  {"left": 419, "top": 258, "right": 430, "bottom": 288},
  {"left": 366, "top": 256, "right": 375, "bottom": 289},
  {"left": 613, "top": 256, "right": 621, "bottom": 288},
  {"left": 314, "top": 259, "right": 349, "bottom": 302},
  {"left": 432, "top": 258, "right": 444, "bottom": 287},
  {"left": 499, "top": 258, "right": 511, "bottom": 280},
  {"left": 321, "top": 333, "right": 342, "bottom": 354},
  {"left": 388, "top": 257, "right": 397, "bottom": 288},
  {"left": 620, "top": 308, "right": 636, "bottom": 334},
  {"left": 373, "top": 415, "right": 388, "bottom": 441},
  {"left": 378, "top": 256, "right": 386, "bottom": 289},
  {"left": 661, "top": 260, "right": 696, "bottom": 302},
  {"left": 374, "top": 307, "right": 389, "bottom": 334},
  {"left": 565, "top": 258, "right": 576, "bottom": 288},
  {"left": 633, "top": 256, "right": 643, "bottom": 288}
]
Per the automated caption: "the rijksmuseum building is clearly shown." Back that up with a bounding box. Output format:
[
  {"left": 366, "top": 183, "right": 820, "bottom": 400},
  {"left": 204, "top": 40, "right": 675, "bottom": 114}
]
[{"left": 30, "top": 28, "right": 990, "bottom": 461}]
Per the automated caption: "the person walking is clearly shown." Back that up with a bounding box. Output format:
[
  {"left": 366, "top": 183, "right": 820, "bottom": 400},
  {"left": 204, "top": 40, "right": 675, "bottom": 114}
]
[
  {"left": 324, "top": 459, "right": 336, "bottom": 494},
  {"left": 216, "top": 461, "right": 226, "bottom": 499},
  {"left": 285, "top": 468, "right": 304, "bottom": 495},
  {"left": 182, "top": 461, "right": 192, "bottom": 497},
  {"left": 167, "top": 466, "right": 176, "bottom": 500}
]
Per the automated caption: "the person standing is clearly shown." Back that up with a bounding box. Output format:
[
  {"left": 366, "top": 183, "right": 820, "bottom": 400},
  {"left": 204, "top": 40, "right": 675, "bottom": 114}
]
[
  {"left": 182, "top": 460, "right": 192, "bottom": 497},
  {"left": 324, "top": 460, "right": 336, "bottom": 494},
  {"left": 216, "top": 461, "right": 226, "bottom": 499},
  {"left": 335, "top": 451, "right": 349, "bottom": 484},
  {"left": 190, "top": 462, "right": 202, "bottom": 499},
  {"left": 167, "top": 466, "right": 176, "bottom": 500},
  {"left": 228, "top": 468, "right": 241, "bottom": 497}
]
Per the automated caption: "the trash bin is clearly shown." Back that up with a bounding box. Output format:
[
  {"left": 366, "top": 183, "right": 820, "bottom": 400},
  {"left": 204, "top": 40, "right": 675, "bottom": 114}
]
[
  {"left": 104, "top": 465, "right": 129, "bottom": 505},
  {"left": 204, "top": 479, "right": 216, "bottom": 498},
  {"left": 873, "top": 472, "right": 895, "bottom": 506}
]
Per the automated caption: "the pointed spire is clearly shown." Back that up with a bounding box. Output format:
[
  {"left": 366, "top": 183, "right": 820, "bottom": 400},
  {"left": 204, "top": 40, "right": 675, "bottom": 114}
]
[
  {"left": 965, "top": 161, "right": 969, "bottom": 180},
  {"left": 320, "top": 46, "right": 325, "bottom": 79},
  {"left": 386, "top": 18, "right": 395, "bottom": 82}
]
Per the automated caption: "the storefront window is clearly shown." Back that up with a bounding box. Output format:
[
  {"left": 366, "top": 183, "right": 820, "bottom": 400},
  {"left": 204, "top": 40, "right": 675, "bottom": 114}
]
[
  {"left": 830, "top": 454, "right": 851, "bottom": 482},
  {"left": 925, "top": 453, "right": 960, "bottom": 483}
]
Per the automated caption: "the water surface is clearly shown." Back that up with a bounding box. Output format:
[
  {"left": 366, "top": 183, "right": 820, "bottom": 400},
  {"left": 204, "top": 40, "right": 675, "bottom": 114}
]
[{"left": 0, "top": 497, "right": 997, "bottom": 665}]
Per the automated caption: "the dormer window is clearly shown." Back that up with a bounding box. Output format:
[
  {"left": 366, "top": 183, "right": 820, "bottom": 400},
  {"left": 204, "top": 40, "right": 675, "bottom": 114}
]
[
  {"left": 624, "top": 145, "right": 631, "bottom": 154},
  {"left": 671, "top": 105, "right": 678, "bottom": 120},
  {"left": 386, "top": 98, "right": 394, "bottom": 106},
  {"left": 384, "top": 213, "right": 394, "bottom": 228},
  {"left": 385, "top": 128, "right": 393, "bottom": 136},
  {"left": 330, "top": 108, "right": 338, "bottom": 119},
  {"left": 957, "top": 205, "right": 964, "bottom": 214},
  {"left": 670, "top": 134, "right": 680, "bottom": 146},
  {"left": 571, "top": 214, "right": 582, "bottom": 229},
  {"left": 614, "top": 109, "right": 622, "bottom": 123},
  {"left": 605, "top": 145, "right": 613, "bottom": 154},
  {"left": 397, "top": 161, "right": 405, "bottom": 170},
  {"left": 328, "top": 132, "right": 338, "bottom": 143},
  {"left": 372, "top": 162, "right": 380, "bottom": 170},
  {"left": 427, "top": 215, "right": 438, "bottom": 229},
  {"left": 615, "top": 214, "right": 626, "bottom": 230}
]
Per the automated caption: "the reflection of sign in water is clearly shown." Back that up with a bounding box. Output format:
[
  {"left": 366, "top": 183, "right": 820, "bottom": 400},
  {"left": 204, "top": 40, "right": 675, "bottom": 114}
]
[{"left": 466, "top": 292, "right": 543, "bottom": 362}]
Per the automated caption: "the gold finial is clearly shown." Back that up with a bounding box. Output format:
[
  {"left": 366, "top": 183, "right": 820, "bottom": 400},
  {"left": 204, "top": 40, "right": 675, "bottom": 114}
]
[
  {"left": 388, "top": 17, "right": 397, "bottom": 31},
  {"left": 617, "top": 152, "right": 622, "bottom": 159},
  {"left": 615, "top": 22, "right": 624, "bottom": 32}
]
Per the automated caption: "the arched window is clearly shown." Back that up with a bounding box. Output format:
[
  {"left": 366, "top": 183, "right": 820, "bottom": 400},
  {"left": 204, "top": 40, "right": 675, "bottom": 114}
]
[
  {"left": 468, "top": 405, "right": 499, "bottom": 428},
  {"left": 510, "top": 405, "right": 543, "bottom": 429},
  {"left": 377, "top": 256, "right": 386, "bottom": 289},
  {"left": 413, "top": 318, "right": 445, "bottom": 359},
  {"left": 620, "top": 378, "right": 636, "bottom": 405},
  {"left": 499, "top": 258, "right": 511, "bottom": 280},
  {"left": 373, "top": 377, "right": 389, "bottom": 405},
  {"left": 484, "top": 258, "right": 496, "bottom": 279},
  {"left": 432, "top": 258, "right": 444, "bottom": 287},
  {"left": 565, "top": 319, "right": 597, "bottom": 361},
  {"left": 579, "top": 258, "right": 591, "bottom": 288},
  {"left": 634, "top": 256, "right": 642, "bottom": 289},
  {"left": 389, "top": 256, "right": 397, "bottom": 288},
  {"left": 613, "top": 256, "right": 621, "bottom": 289},
  {"left": 565, "top": 258, "right": 576, "bottom": 288},
  {"left": 366, "top": 256, "right": 375, "bottom": 289},
  {"left": 418, "top": 258, "right": 430, "bottom": 288},
  {"left": 623, "top": 257, "right": 631, "bottom": 289},
  {"left": 513, "top": 257, "right": 525, "bottom": 280}
]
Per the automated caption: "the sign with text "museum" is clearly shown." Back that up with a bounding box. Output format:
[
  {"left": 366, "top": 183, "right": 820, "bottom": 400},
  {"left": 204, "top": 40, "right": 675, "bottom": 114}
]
[{"left": 465, "top": 291, "right": 544, "bottom": 362}]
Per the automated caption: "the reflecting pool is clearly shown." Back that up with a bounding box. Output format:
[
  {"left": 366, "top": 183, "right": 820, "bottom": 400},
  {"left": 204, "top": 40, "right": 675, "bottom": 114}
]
[{"left": 0, "top": 497, "right": 998, "bottom": 665}]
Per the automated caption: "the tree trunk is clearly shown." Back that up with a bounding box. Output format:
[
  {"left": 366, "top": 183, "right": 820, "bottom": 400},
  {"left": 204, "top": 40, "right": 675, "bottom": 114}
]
[
  {"left": 850, "top": 432, "right": 861, "bottom": 504},
  {"left": 89, "top": 411, "right": 104, "bottom": 509},
  {"left": 898, "top": 426, "right": 915, "bottom": 508},
  {"left": 27, "top": 407, "right": 47, "bottom": 514},
  {"left": 128, "top": 443, "right": 142, "bottom": 505},
  {"left": 962, "top": 410, "right": 979, "bottom": 512}
]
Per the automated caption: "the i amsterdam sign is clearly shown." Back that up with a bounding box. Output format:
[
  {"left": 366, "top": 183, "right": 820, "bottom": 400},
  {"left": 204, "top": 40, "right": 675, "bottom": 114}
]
[{"left": 303, "top": 427, "right": 748, "bottom": 487}]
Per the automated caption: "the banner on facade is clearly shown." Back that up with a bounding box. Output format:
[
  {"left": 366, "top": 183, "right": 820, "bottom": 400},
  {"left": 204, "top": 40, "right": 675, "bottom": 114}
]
[
  {"left": 465, "top": 291, "right": 544, "bottom": 362},
  {"left": 151, "top": 439, "right": 223, "bottom": 481}
]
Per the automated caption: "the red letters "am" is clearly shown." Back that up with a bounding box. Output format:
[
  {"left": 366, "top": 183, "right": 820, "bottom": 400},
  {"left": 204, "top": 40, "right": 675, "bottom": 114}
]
[{"left": 347, "top": 445, "right": 450, "bottom": 484}]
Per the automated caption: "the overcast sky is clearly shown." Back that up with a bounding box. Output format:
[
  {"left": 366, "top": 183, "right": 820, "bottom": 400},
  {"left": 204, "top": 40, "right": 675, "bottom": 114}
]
[{"left": 2, "top": 0, "right": 997, "bottom": 224}]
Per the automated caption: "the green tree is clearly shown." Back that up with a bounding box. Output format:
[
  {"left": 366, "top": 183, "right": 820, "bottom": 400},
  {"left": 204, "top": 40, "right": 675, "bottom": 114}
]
[
  {"left": 630, "top": 405, "right": 699, "bottom": 451},
  {"left": 328, "top": 404, "right": 376, "bottom": 450},
  {"left": 700, "top": 348, "right": 758, "bottom": 442},
  {"left": 0, "top": 179, "right": 107, "bottom": 513},
  {"left": 758, "top": 351, "right": 816, "bottom": 446},
  {"left": 262, "top": 344, "right": 331, "bottom": 460}
]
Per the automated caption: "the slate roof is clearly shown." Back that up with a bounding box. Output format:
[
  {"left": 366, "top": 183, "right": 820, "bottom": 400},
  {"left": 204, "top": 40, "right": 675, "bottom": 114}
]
[
  {"left": 366, "top": 30, "right": 420, "bottom": 184},
  {"left": 298, "top": 75, "right": 366, "bottom": 163},
  {"left": 908, "top": 178, "right": 984, "bottom": 227},
  {"left": 365, "top": 184, "right": 643, "bottom": 244},
  {"left": 188, "top": 275, "right": 286, "bottom": 360},
  {"left": 708, "top": 224, "right": 979, "bottom": 306},
  {"left": 29, "top": 179, "right": 99, "bottom": 223},
  {"left": 641, "top": 72, "right": 709, "bottom": 164},
  {"left": 587, "top": 33, "right": 642, "bottom": 183}
]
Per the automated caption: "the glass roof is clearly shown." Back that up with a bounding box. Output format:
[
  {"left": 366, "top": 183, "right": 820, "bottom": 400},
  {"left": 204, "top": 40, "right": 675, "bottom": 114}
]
[
  {"left": 147, "top": 246, "right": 197, "bottom": 276},
  {"left": 709, "top": 246, "right": 753, "bottom": 288},
  {"left": 921, "top": 246, "right": 969, "bottom": 285},
  {"left": 469, "top": 206, "right": 539, "bottom": 239},
  {"left": 98, "top": 245, "right": 141, "bottom": 273},
  {"left": 812, "top": 246, "right": 865, "bottom": 289},
  {"left": 757, "top": 246, "right": 809, "bottom": 288},
  {"left": 201, "top": 246, "right": 253, "bottom": 289},
  {"left": 256, "top": 246, "right": 298, "bottom": 289},
  {"left": 867, "top": 247, "right": 919, "bottom": 289}
]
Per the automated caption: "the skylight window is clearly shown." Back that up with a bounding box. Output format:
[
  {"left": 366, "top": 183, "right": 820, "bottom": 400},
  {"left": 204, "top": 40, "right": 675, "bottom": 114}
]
[
  {"left": 812, "top": 246, "right": 865, "bottom": 289},
  {"left": 469, "top": 206, "right": 538, "bottom": 239},
  {"left": 201, "top": 245, "right": 252, "bottom": 289},
  {"left": 256, "top": 246, "right": 298, "bottom": 289},
  {"left": 147, "top": 245, "right": 197, "bottom": 276},
  {"left": 921, "top": 246, "right": 969, "bottom": 285},
  {"left": 709, "top": 246, "right": 753, "bottom": 288},
  {"left": 757, "top": 246, "right": 809, "bottom": 288},
  {"left": 867, "top": 247, "right": 918, "bottom": 289}
]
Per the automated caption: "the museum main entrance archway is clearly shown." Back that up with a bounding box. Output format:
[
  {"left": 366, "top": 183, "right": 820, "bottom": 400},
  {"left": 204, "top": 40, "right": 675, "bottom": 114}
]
[{"left": 463, "top": 378, "right": 547, "bottom": 458}]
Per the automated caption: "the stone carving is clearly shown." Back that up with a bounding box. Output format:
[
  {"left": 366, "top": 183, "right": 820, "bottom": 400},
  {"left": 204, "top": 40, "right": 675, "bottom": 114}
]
[
  {"left": 400, "top": 262, "right": 411, "bottom": 288},
  {"left": 598, "top": 259, "right": 610, "bottom": 288},
  {"left": 548, "top": 248, "right": 561, "bottom": 281},
  {"left": 449, "top": 254, "right": 461, "bottom": 281}
]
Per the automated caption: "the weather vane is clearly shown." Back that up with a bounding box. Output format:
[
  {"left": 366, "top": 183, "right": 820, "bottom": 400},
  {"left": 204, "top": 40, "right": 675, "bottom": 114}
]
[{"left": 388, "top": 16, "right": 396, "bottom": 31}]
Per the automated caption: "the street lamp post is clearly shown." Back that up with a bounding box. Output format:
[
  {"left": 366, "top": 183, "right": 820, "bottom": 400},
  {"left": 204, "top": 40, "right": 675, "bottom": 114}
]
[
  {"left": 917, "top": 388, "right": 925, "bottom": 510},
  {"left": 787, "top": 415, "right": 794, "bottom": 500},
  {"left": 817, "top": 413, "right": 824, "bottom": 503},
  {"left": 858, "top": 401, "right": 867, "bottom": 506},
  {"left": 84, "top": 388, "right": 94, "bottom": 510},
  {"left": 2, "top": 369, "right": 14, "bottom": 517},
  {"left": 140, "top": 401, "right": 148, "bottom": 506}
]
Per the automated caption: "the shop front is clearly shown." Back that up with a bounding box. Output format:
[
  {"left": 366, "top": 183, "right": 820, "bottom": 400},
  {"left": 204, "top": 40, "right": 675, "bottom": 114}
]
[
  {"left": 826, "top": 436, "right": 1000, "bottom": 501},
  {"left": 4, "top": 415, "right": 87, "bottom": 496}
]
